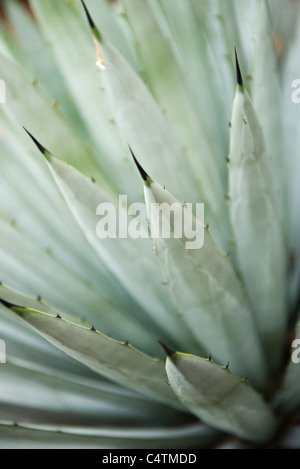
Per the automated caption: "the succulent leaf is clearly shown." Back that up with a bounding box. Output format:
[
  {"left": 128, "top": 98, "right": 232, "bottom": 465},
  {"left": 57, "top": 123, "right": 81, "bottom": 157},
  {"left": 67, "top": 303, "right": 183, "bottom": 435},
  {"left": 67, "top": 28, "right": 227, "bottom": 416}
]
[
  {"left": 165, "top": 351, "right": 278, "bottom": 444},
  {"left": 25, "top": 138, "right": 202, "bottom": 353},
  {"left": 86, "top": 1, "right": 232, "bottom": 251},
  {"left": 229, "top": 56, "right": 288, "bottom": 369},
  {"left": 252, "top": 0, "right": 287, "bottom": 228},
  {"left": 136, "top": 160, "right": 268, "bottom": 390},
  {"left": 3, "top": 302, "right": 182, "bottom": 410},
  {"left": 0, "top": 362, "right": 180, "bottom": 427},
  {"left": 0, "top": 420, "right": 222, "bottom": 450},
  {"left": 0, "top": 222, "right": 157, "bottom": 354}
]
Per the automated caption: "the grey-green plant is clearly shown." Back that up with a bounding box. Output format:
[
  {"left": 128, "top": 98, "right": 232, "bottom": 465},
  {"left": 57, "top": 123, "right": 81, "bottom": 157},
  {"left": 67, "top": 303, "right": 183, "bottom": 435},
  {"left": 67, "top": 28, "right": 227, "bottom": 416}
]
[{"left": 0, "top": 0, "right": 300, "bottom": 449}]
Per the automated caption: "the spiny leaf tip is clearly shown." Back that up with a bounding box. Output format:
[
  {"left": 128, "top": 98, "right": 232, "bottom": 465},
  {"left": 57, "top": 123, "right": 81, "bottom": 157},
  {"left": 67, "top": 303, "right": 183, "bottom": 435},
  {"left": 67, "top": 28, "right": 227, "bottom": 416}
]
[
  {"left": 23, "top": 127, "right": 49, "bottom": 156},
  {"left": 129, "top": 145, "right": 151, "bottom": 183},
  {"left": 0, "top": 299, "right": 24, "bottom": 310},
  {"left": 80, "top": 0, "right": 102, "bottom": 44},
  {"left": 234, "top": 47, "right": 243, "bottom": 87},
  {"left": 80, "top": 0, "right": 96, "bottom": 30},
  {"left": 158, "top": 340, "right": 175, "bottom": 357}
]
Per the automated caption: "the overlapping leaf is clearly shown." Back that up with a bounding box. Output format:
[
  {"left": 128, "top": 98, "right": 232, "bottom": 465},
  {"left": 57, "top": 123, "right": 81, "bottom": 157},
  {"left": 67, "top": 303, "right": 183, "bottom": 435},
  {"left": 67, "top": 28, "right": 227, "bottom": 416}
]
[
  {"left": 134, "top": 161, "right": 268, "bottom": 391},
  {"left": 1, "top": 301, "right": 182, "bottom": 409},
  {"left": 229, "top": 58, "right": 288, "bottom": 370},
  {"left": 165, "top": 351, "right": 278, "bottom": 444}
]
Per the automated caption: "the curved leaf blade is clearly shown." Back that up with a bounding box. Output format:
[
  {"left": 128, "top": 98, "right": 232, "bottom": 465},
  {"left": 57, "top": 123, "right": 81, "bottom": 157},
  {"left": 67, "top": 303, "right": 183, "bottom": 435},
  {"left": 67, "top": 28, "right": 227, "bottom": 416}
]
[
  {"left": 138, "top": 166, "right": 268, "bottom": 391},
  {"left": 28, "top": 141, "right": 201, "bottom": 354},
  {"left": 0, "top": 421, "right": 222, "bottom": 449},
  {"left": 229, "top": 77, "right": 288, "bottom": 369},
  {"left": 3, "top": 303, "right": 182, "bottom": 410},
  {"left": 81, "top": 0, "right": 232, "bottom": 251},
  {"left": 0, "top": 363, "right": 177, "bottom": 427},
  {"left": 252, "top": 0, "right": 287, "bottom": 228},
  {"left": 165, "top": 351, "right": 278, "bottom": 444}
]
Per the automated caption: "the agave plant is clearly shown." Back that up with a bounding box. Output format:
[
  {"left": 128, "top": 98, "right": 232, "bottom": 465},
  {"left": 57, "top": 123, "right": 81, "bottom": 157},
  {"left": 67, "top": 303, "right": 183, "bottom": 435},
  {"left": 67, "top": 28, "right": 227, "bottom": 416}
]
[{"left": 0, "top": 0, "right": 300, "bottom": 449}]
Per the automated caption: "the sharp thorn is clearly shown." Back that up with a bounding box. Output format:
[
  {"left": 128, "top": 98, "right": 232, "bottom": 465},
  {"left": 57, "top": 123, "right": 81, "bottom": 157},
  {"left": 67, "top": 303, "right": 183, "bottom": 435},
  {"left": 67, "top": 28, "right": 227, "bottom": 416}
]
[
  {"left": 80, "top": 0, "right": 102, "bottom": 43},
  {"left": 80, "top": 0, "right": 96, "bottom": 30},
  {"left": 158, "top": 340, "right": 175, "bottom": 357},
  {"left": 129, "top": 145, "right": 151, "bottom": 183},
  {"left": 234, "top": 47, "right": 243, "bottom": 87},
  {"left": 23, "top": 127, "right": 50, "bottom": 156},
  {"left": 0, "top": 299, "right": 24, "bottom": 309}
]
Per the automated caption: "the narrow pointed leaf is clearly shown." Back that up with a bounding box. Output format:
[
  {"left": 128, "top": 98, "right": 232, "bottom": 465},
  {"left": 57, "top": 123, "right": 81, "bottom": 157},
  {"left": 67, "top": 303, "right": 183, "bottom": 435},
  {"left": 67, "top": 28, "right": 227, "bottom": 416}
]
[
  {"left": 28, "top": 140, "right": 201, "bottom": 354},
  {"left": 218, "top": 0, "right": 257, "bottom": 87},
  {"left": 0, "top": 51, "right": 106, "bottom": 186},
  {"left": 158, "top": 0, "right": 229, "bottom": 150},
  {"left": 82, "top": 2, "right": 231, "bottom": 250},
  {"left": 0, "top": 421, "right": 222, "bottom": 450},
  {"left": 0, "top": 224, "right": 156, "bottom": 354},
  {"left": 229, "top": 67, "right": 288, "bottom": 369},
  {"left": 100, "top": 41, "right": 202, "bottom": 204},
  {"left": 0, "top": 363, "right": 176, "bottom": 427},
  {"left": 0, "top": 301, "right": 182, "bottom": 429},
  {"left": 4, "top": 304, "right": 182, "bottom": 410},
  {"left": 0, "top": 121, "right": 116, "bottom": 288},
  {"left": 29, "top": 0, "right": 138, "bottom": 201},
  {"left": 165, "top": 351, "right": 278, "bottom": 444},
  {"left": 139, "top": 165, "right": 268, "bottom": 390},
  {"left": 252, "top": 0, "right": 287, "bottom": 228}
]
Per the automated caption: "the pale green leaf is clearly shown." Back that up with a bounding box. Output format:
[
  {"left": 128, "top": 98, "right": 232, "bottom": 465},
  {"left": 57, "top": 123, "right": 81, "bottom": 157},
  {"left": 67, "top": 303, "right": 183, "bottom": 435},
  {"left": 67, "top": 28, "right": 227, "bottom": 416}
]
[
  {"left": 0, "top": 121, "right": 110, "bottom": 282},
  {"left": 165, "top": 351, "right": 278, "bottom": 444},
  {"left": 252, "top": 0, "right": 287, "bottom": 228},
  {"left": 0, "top": 421, "right": 222, "bottom": 449},
  {"left": 0, "top": 224, "right": 157, "bottom": 355},
  {"left": 5, "top": 0, "right": 85, "bottom": 135},
  {"left": 229, "top": 77, "right": 288, "bottom": 368},
  {"left": 98, "top": 38, "right": 205, "bottom": 211},
  {"left": 0, "top": 300, "right": 105, "bottom": 379},
  {"left": 218, "top": 0, "right": 258, "bottom": 87},
  {"left": 0, "top": 364, "right": 151, "bottom": 426},
  {"left": 0, "top": 124, "right": 149, "bottom": 342},
  {"left": 89, "top": 5, "right": 231, "bottom": 251},
  {"left": 5, "top": 304, "right": 182, "bottom": 409},
  {"left": 158, "top": 0, "right": 228, "bottom": 150},
  {"left": 189, "top": 0, "right": 235, "bottom": 114},
  {"left": 29, "top": 0, "right": 138, "bottom": 201},
  {"left": 37, "top": 147, "right": 201, "bottom": 354},
  {"left": 0, "top": 363, "right": 180, "bottom": 427},
  {"left": 0, "top": 51, "right": 107, "bottom": 187},
  {"left": 141, "top": 175, "right": 268, "bottom": 390},
  {"left": 1, "top": 301, "right": 182, "bottom": 428}
]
